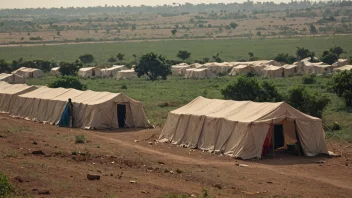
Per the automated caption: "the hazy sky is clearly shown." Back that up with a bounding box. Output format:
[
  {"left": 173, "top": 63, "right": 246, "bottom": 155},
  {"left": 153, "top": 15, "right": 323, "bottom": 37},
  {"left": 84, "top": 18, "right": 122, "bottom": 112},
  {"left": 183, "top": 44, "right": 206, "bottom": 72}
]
[{"left": 0, "top": 0, "right": 290, "bottom": 9}]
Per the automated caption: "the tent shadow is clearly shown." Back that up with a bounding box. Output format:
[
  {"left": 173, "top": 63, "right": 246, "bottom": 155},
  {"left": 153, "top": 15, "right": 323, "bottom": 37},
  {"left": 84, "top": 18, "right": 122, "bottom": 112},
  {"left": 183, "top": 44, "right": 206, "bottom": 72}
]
[
  {"left": 93, "top": 128, "right": 147, "bottom": 134},
  {"left": 251, "top": 151, "right": 331, "bottom": 165}
]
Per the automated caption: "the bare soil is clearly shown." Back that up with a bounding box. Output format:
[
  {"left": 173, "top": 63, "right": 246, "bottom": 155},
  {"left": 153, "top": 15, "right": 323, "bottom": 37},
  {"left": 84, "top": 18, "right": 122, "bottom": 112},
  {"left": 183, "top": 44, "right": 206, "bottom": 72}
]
[{"left": 0, "top": 114, "right": 351, "bottom": 198}]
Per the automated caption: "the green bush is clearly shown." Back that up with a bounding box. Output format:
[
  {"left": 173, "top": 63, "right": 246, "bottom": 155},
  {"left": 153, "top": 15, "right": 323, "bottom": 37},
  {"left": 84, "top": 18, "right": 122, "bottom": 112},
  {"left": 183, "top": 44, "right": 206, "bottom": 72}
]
[
  {"left": 75, "top": 135, "right": 86, "bottom": 144},
  {"left": 135, "top": 52, "right": 171, "bottom": 81},
  {"left": 286, "top": 86, "right": 330, "bottom": 118},
  {"left": 0, "top": 172, "right": 13, "bottom": 198},
  {"left": 79, "top": 54, "right": 94, "bottom": 64},
  {"left": 329, "top": 70, "right": 352, "bottom": 107},
  {"left": 48, "top": 76, "right": 87, "bottom": 90},
  {"left": 0, "top": 59, "right": 10, "bottom": 73},
  {"left": 59, "top": 61, "right": 82, "bottom": 76},
  {"left": 302, "top": 74, "right": 316, "bottom": 84},
  {"left": 121, "top": 84, "right": 127, "bottom": 89},
  {"left": 274, "top": 53, "right": 296, "bottom": 64},
  {"left": 321, "top": 52, "right": 338, "bottom": 65},
  {"left": 177, "top": 50, "right": 191, "bottom": 61}
]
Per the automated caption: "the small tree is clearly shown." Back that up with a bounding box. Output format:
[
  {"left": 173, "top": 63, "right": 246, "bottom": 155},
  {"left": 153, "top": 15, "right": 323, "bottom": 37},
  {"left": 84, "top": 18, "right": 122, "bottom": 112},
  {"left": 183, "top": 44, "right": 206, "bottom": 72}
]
[
  {"left": 79, "top": 54, "right": 94, "bottom": 64},
  {"left": 321, "top": 52, "right": 338, "bottom": 65},
  {"left": 296, "top": 47, "right": 311, "bottom": 60},
  {"left": 274, "top": 53, "right": 296, "bottom": 64},
  {"left": 329, "top": 71, "right": 352, "bottom": 106},
  {"left": 203, "top": 57, "right": 210, "bottom": 63},
  {"left": 177, "top": 50, "right": 191, "bottom": 61},
  {"left": 59, "top": 61, "right": 82, "bottom": 76},
  {"left": 131, "top": 25, "right": 136, "bottom": 31},
  {"left": 229, "top": 22, "right": 238, "bottom": 29},
  {"left": 108, "top": 56, "right": 117, "bottom": 63},
  {"left": 0, "top": 59, "right": 10, "bottom": 73},
  {"left": 309, "top": 24, "right": 318, "bottom": 34},
  {"left": 171, "top": 29, "right": 177, "bottom": 36},
  {"left": 132, "top": 54, "right": 137, "bottom": 61},
  {"left": 213, "top": 53, "right": 222, "bottom": 63},
  {"left": 302, "top": 74, "right": 316, "bottom": 84},
  {"left": 329, "top": 46, "right": 344, "bottom": 58},
  {"left": 134, "top": 53, "right": 171, "bottom": 81},
  {"left": 48, "top": 76, "right": 87, "bottom": 90},
  {"left": 116, "top": 53, "right": 125, "bottom": 61}
]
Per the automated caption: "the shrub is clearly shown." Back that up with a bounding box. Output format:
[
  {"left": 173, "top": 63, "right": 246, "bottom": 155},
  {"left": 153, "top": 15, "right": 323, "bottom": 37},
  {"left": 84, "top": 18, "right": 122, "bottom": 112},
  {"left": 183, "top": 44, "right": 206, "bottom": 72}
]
[
  {"left": 108, "top": 57, "right": 117, "bottom": 63},
  {"left": 48, "top": 76, "right": 87, "bottom": 90},
  {"left": 79, "top": 54, "right": 94, "bottom": 64},
  {"left": 274, "top": 53, "right": 296, "bottom": 64},
  {"left": 121, "top": 84, "right": 127, "bottom": 89},
  {"left": 230, "top": 22, "right": 238, "bottom": 29},
  {"left": 296, "top": 47, "right": 311, "bottom": 60},
  {"left": 302, "top": 74, "right": 316, "bottom": 84},
  {"left": 0, "top": 59, "right": 10, "bottom": 73},
  {"left": 59, "top": 61, "right": 82, "bottom": 76},
  {"left": 212, "top": 53, "right": 222, "bottom": 63},
  {"left": 29, "top": 36, "right": 42, "bottom": 40},
  {"left": 321, "top": 52, "right": 338, "bottom": 65},
  {"left": 329, "top": 70, "right": 352, "bottom": 107},
  {"left": 177, "top": 50, "right": 191, "bottom": 61},
  {"left": 286, "top": 86, "right": 330, "bottom": 118},
  {"left": 116, "top": 53, "right": 125, "bottom": 61},
  {"left": 0, "top": 172, "right": 13, "bottom": 197},
  {"left": 75, "top": 134, "right": 86, "bottom": 144},
  {"left": 135, "top": 52, "right": 171, "bottom": 81},
  {"left": 330, "top": 46, "right": 344, "bottom": 58}
]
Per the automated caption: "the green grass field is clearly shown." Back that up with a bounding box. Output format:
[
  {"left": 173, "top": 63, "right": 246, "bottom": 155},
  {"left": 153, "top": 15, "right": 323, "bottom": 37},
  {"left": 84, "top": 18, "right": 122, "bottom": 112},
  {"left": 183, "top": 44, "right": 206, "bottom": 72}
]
[
  {"left": 1, "top": 35, "right": 352, "bottom": 63},
  {"left": 27, "top": 75, "right": 352, "bottom": 143}
]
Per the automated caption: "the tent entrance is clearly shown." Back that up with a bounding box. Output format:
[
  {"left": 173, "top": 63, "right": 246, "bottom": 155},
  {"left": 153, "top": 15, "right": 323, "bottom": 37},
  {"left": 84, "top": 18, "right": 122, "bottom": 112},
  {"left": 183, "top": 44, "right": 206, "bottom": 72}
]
[
  {"left": 92, "top": 69, "right": 96, "bottom": 77},
  {"left": 273, "top": 124, "right": 284, "bottom": 149},
  {"left": 117, "top": 104, "right": 126, "bottom": 128}
]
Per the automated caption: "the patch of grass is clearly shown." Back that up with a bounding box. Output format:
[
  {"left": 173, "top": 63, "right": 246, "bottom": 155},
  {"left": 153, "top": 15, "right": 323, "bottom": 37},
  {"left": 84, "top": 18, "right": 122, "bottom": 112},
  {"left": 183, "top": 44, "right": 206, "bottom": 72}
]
[
  {"left": 164, "top": 188, "right": 214, "bottom": 198},
  {"left": 0, "top": 172, "right": 13, "bottom": 198},
  {"left": 75, "top": 135, "right": 86, "bottom": 144},
  {"left": 4, "top": 151, "right": 18, "bottom": 158}
]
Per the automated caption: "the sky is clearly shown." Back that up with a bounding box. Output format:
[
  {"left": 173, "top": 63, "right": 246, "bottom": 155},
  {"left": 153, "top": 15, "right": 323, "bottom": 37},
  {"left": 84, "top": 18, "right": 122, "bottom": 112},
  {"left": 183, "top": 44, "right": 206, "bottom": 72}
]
[{"left": 0, "top": 0, "right": 291, "bottom": 9}]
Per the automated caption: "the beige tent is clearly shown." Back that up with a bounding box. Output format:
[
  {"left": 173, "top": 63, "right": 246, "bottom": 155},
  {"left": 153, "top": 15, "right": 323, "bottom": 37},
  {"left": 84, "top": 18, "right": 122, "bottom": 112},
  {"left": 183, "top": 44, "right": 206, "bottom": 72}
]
[
  {"left": 12, "top": 67, "right": 44, "bottom": 78},
  {"left": 262, "top": 66, "right": 284, "bottom": 77},
  {"left": 190, "top": 63, "right": 205, "bottom": 69},
  {"left": 101, "top": 65, "right": 127, "bottom": 77},
  {"left": 332, "top": 59, "right": 349, "bottom": 68},
  {"left": 171, "top": 64, "right": 192, "bottom": 75},
  {"left": 0, "top": 73, "right": 26, "bottom": 84},
  {"left": 159, "top": 97, "right": 328, "bottom": 159},
  {"left": 78, "top": 67, "right": 102, "bottom": 78},
  {"left": 333, "top": 65, "right": 352, "bottom": 72},
  {"left": 50, "top": 67, "right": 61, "bottom": 76},
  {"left": 303, "top": 63, "right": 332, "bottom": 74},
  {"left": 229, "top": 65, "right": 253, "bottom": 76},
  {"left": 0, "top": 82, "right": 37, "bottom": 113},
  {"left": 9, "top": 86, "right": 151, "bottom": 129},
  {"left": 184, "top": 68, "right": 216, "bottom": 79},
  {"left": 116, "top": 69, "right": 138, "bottom": 80},
  {"left": 203, "top": 62, "right": 234, "bottom": 75},
  {"left": 282, "top": 64, "right": 302, "bottom": 77}
]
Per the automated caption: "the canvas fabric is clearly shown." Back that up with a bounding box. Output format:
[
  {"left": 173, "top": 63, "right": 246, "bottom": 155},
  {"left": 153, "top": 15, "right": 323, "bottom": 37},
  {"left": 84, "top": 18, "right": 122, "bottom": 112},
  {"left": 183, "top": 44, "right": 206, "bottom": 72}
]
[
  {"left": 116, "top": 69, "right": 138, "bottom": 80},
  {"left": 78, "top": 67, "right": 102, "bottom": 78},
  {"left": 0, "top": 73, "right": 26, "bottom": 84},
  {"left": 101, "top": 65, "right": 127, "bottom": 77},
  {"left": 12, "top": 67, "right": 44, "bottom": 78}
]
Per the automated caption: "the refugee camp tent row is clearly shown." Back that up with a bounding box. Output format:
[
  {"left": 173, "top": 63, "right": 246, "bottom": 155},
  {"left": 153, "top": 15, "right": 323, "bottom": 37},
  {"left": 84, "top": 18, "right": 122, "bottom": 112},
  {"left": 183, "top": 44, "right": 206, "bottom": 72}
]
[
  {"left": 159, "top": 96, "right": 328, "bottom": 159},
  {"left": 50, "top": 67, "right": 61, "bottom": 76},
  {"left": 116, "top": 69, "right": 138, "bottom": 80},
  {"left": 101, "top": 65, "right": 128, "bottom": 77},
  {"left": 262, "top": 66, "right": 284, "bottom": 78},
  {"left": 0, "top": 73, "right": 26, "bottom": 84},
  {"left": 12, "top": 67, "right": 44, "bottom": 79},
  {"left": 282, "top": 64, "right": 302, "bottom": 77},
  {"left": 78, "top": 67, "right": 102, "bottom": 78},
  {"left": 333, "top": 65, "right": 352, "bottom": 72},
  {"left": 0, "top": 82, "right": 37, "bottom": 113},
  {"left": 332, "top": 59, "right": 349, "bottom": 68},
  {"left": 171, "top": 63, "right": 192, "bottom": 76},
  {"left": 203, "top": 62, "right": 235, "bottom": 75},
  {"left": 185, "top": 68, "right": 216, "bottom": 79},
  {"left": 9, "top": 86, "right": 151, "bottom": 129}
]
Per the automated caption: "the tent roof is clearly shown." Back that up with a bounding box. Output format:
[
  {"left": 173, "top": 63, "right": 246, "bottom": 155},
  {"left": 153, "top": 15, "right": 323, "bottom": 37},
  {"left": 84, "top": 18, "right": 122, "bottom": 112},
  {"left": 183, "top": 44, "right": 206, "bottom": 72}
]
[
  {"left": 51, "top": 67, "right": 60, "bottom": 71},
  {"left": 0, "top": 73, "right": 12, "bottom": 79},
  {"left": 263, "top": 65, "right": 283, "bottom": 71},
  {"left": 0, "top": 81, "right": 35, "bottom": 94},
  {"left": 13, "top": 67, "right": 41, "bottom": 73},
  {"left": 234, "top": 65, "right": 249, "bottom": 69},
  {"left": 171, "top": 96, "right": 319, "bottom": 123},
  {"left": 334, "top": 65, "right": 352, "bottom": 71},
  {"left": 79, "top": 67, "right": 97, "bottom": 71},
  {"left": 18, "top": 86, "right": 122, "bottom": 105},
  {"left": 282, "top": 64, "right": 297, "bottom": 69},
  {"left": 119, "top": 69, "right": 135, "bottom": 73}
]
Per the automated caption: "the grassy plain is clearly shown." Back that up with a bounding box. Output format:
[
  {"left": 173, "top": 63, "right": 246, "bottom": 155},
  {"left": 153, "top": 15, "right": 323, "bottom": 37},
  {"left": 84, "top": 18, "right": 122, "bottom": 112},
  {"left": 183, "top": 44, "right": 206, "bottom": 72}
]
[
  {"left": 1, "top": 35, "right": 352, "bottom": 63},
  {"left": 27, "top": 74, "right": 352, "bottom": 142}
]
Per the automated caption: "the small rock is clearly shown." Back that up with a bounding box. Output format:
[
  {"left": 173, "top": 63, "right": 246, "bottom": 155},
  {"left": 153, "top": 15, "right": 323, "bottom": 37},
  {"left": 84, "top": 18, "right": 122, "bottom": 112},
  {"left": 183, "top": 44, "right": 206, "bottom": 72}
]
[
  {"left": 315, "top": 160, "right": 325, "bottom": 164},
  {"left": 32, "top": 141, "right": 37, "bottom": 145},
  {"left": 130, "top": 180, "right": 136, "bottom": 184},
  {"left": 158, "top": 161, "right": 165, "bottom": 165},
  {"left": 176, "top": 169, "right": 183, "bottom": 174},
  {"left": 87, "top": 174, "right": 100, "bottom": 180},
  {"left": 146, "top": 167, "right": 154, "bottom": 172},
  {"left": 38, "top": 190, "right": 50, "bottom": 195},
  {"left": 170, "top": 170, "right": 174, "bottom": 174},
  {"left": 32, "top": 189, "right": 38, "bottom": 191},
  {"left": 32, "top": 150, "right": 45, "bottom": 155},
  {"left": 141, "top": 190, "right": 149, "bottom": 194},
  {"left": 14, "top": 176, "right": 23, "bottom": 183},
  {"left": 214, "top": 184, "right": 222, "bottom": 189},
  {"left": 267, "top": 181, "right": 273, "bottom": 184},
  {"left": 148, "top": 142, "right": 153, "bottom": 145},
  {"left": 134, "top": 140, "right": 139, "bottom": 143}
]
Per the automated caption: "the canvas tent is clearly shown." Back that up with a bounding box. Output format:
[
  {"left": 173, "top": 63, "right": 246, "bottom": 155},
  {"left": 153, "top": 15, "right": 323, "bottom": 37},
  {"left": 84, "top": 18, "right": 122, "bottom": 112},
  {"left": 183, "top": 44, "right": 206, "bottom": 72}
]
[
  {"left": 190, "top": 63, "right": 205, "bottom": 69},
  {"left": 12, "top": 67, "right": 44, "bottom": 78},
  {"left": 159, "top": 97, "right": 328, "bottom": 159},
  {"left": 229, "top": 65, "right": 253, "bottom": 76},
  {"left": 171, "top": 64, "right": 192, "bottom": 75},
  {"left": 303, "top": 63, "right": 332, "bottom": 74},
  {"left": 9, "top": 86, "right": 151, "bottom": 129},
  {"left": 332, "top": 59, "right": 349, "bottom": 68},
  {"left": 78, "top": 67, "right": 102, "bottom": 78},
  {"left": 0, "top": 82, "right": 37, "bottom": 113},
  {"left": 0, "top": 73, "right": 25, "bottom": 84},
  {"left": 203, "top": 62, "right": 234, "bottom": 75},
  {"left": 101, "top": 65, "right": 127, "bottom": 77},
  {"left": 50, "top": 67, "right": 61, "bottom": 76},
  {"left": 116, "top": 69, "right": 138, "bottom": 80},
  {"left": 184, "top": 68, "right": 216, "bottom": 79},
  {"left": 282, "top": 64, "right": 302, "bottom": 77},
  {"left": 333, "top": 65, "right": 352, "bottom": 72},
  {"left": 262, "top": 66, "right": 284, "bottom": 77}
]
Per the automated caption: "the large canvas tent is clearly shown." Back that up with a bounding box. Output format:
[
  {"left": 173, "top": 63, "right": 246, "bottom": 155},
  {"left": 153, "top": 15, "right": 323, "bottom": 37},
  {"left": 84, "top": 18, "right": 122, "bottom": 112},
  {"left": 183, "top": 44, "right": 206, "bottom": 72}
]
[
  {"left": 229, "top": 65, "right": 253, "bottom": 76},
  {"left": 159, "top": 97, "right": 328, "bottom": 159},
  {"left": 0, "top": 82, "right": 37, "bottom": 113},
  {"left": 78, "top": 67, "right": 102, "bottom": 78},
  {"left": 262, "top": 66, "right": 284, "bottom": 77},
  {"left": 50, "top": 67, "right": 61, "bottom": 76},
  {"left": 0, "top": 73, "right": 25, "bottom": 84},
  {"left": 332, "top": 59, "right": 349, "bottom": 68},
  {"left": 282, "top": 64, "right": 302, "bottom": 77},
  {"left": 9, "top": 87, "right": 151, "bottom": 129},
  {"left": 101, "top": 65, "right": 127, "bottom": 77},
  {"left": 184, "top": 68, "right": 216, "bottom": 79},
  {"left": 203, "top": 62, "right": 234, "bottom": 75},
  {"left": 171, "top": 64, "right": 192, "bottom": 76},
  {"left": 12, "top": 67, "right": 44, "bottom": 78},
  {"left": 116, "top": 69, "right": 138, "bottom": 80},
  {"left": 333, "top": 65, "right": 352, "bottom": 72}
]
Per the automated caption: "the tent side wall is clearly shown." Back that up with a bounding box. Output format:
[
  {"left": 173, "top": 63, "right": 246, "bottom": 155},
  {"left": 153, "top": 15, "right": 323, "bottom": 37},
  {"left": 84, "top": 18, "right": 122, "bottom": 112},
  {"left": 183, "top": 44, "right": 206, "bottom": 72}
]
[{"left": 0, "top": 86, "right": 37, "bottom": 113}]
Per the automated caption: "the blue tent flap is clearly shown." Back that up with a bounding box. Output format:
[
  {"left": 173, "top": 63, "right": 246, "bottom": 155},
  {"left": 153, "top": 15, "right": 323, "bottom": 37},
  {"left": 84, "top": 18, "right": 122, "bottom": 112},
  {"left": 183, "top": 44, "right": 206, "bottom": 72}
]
[{"left": 58, "top": 103, "right": 70, "bottom": 127}]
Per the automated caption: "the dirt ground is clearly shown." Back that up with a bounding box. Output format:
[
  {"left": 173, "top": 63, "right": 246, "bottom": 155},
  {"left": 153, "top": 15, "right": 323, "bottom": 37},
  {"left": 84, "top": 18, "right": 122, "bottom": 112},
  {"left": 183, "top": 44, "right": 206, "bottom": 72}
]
[{"left": 0, "top": 114, "right": 351, "bottom": 198}]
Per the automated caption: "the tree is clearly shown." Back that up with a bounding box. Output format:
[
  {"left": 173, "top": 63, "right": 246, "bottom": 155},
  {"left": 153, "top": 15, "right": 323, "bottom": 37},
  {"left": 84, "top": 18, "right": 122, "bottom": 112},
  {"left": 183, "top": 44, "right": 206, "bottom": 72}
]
[
  {"left": 256, "top": 31, "right": 262, "bottom": 36},
  {"left": 58, "top": 61, "right": 82, "bottom": 76},
  {"left": 116, "top": 53, "right": 125, "bottom": 61},
  {"left": 329, "top": 71, "right": 352, "bottom": 106},
  {"left": 302, "top": 74, "right": 316, "bottom": 84},
  {"left": 108, "top": 57, "right": 117, "bottom": 63},
  {"left": 203, "top": 57, "right": 210, "bottom": 63},
  {"left": 177, "top": 50, "right": 191, "bottom": 61},
  {"left": 309, "top": 24, "right": 318, "bottom": 34},
  {"left": 213, "top": 53, "right": 222, "bottom": 63},
  {"left": 79, "top": 54, "right": 94, "bottom": 64},
  {"left": 132, "top": 54, "right": 137, "bottom": 61},
  {"left": 134, "top": 53, "right": 171, "bottom": 81},
  {"left": 48, "top": 76, "right": 87, "bottom": 90},
  {"left": 321, "top": 52, "right": 338, "bottom": 65},
  {"left": 274, "top": 53, "right": 296, "bottom": 64},
  {"left": 330, "top": 46, "right": 344, "bottom": 58},
  {"left": 296, "top": 47, "right": 311, "bottom": 60},
  {"left": 131, "top": 25, "right": 136, "bottom": 31},
  {"left": 0, "top": 59, "right": 10, "bottom": 73},
  {"left": 229, "top": 22, "right": 238, "bottom": 29},
  {"left": 171, "top": 29, "right": 177, "bottom": 36}
]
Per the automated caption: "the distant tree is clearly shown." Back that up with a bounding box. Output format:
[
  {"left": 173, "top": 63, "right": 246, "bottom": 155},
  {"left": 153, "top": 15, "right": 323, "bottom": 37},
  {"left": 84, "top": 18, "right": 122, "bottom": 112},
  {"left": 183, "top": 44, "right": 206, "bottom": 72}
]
[
  {"left": 248, "top": 52, "right": 254, "bottom": 59},
  {"left": 48, "top": 76, "right": 87, "bottom": 90},
  {"left": 57, "top": 31, "right": 61, "bottom": 36},
  {"left": 177, "top": 50, "right": 191, "bottom": 61},
  {"left": 309, "top": 24, "right": 318, "bottom": 34},
  {"left": 108, "top": 57, "right": 117, "bottom": 63},
  {"left": 203, "top": 57, "right": 210, "bottom": 63},
  {"left": 296, "top": 47, "right": 311, "bottom": 60},
  {"left": 171, "top": 29, "right": 177, "bottom": 36},
  {"left": 132, "top": 54, "right": 137, "bottom": 60},
  {"left": 0, "top": 59, "right": 10, "bottom": 73},
  {"left": 131, "top": 25, "right": 136, "bottom": 31},
  {"left": 256, "top": 31, "right": 262, "bottom": 36},
  {"left": 213, "top": 53, "right": 222, "bottom": 63},
  {"left": 329, "top": 70, "right": 352, "bottom": 107},
  {"left": 229, "top": 22, "right": 238, "bottom": 29},
  {"left": 330, "top": 46, "right": 344, "bottom": 58},
  {"left": 321, "top": 52, "right": 338, "bottom": 65},
  {"left": 134, "top": 53, "right": 171, "bottom": 81},
  {"left": 274, "top": 53, "right": 296, "bottom": 64},
  {"left": 116, "top": 53, "right": 125, "bottom": 61},
  {"left": 79, "top": 54, "right": 94, "bottom": 64},
  {"left": 59, "top": 61, "right": 82, "bottom": 76}
]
